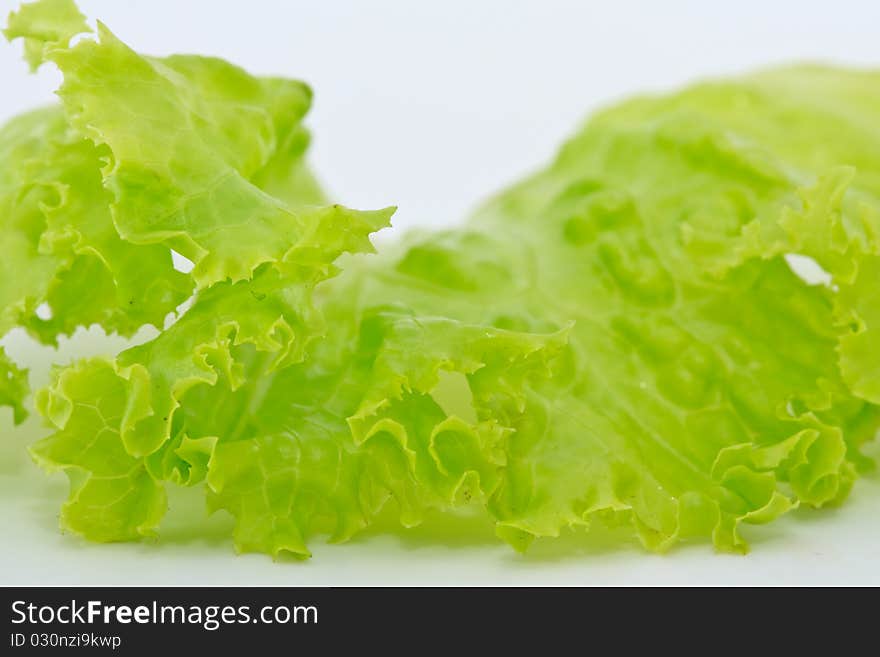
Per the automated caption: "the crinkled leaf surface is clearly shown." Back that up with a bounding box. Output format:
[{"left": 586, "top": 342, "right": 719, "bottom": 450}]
[
  {"left": 0, "top": 0, "right": 340, "bottom": 418},
  {"left": 31, "top": 54, "right": 880, "bottom": 558},
  {"left": 2, "top": 0, "right": 88, "bottom": 71}
]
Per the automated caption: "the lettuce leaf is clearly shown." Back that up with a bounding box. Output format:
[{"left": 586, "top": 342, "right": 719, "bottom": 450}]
[
  {"left": 6, "top": 1, "right": 879, "bottom": 557},
  {"left": 0, "top": 0, "right": 360, "bottom": 418},
  {"left": 37, "top": 65, "right": 880, "bottom": 557},
  {"left": 3, "top": 0, "right": 87, "bottom": 71}
]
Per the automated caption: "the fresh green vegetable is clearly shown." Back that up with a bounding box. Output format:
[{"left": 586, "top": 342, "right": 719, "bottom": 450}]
[
  {"left": 3, "top": 0, "right": 878, "bottom": 557},
  {"left": 0, "top": 0, "right": 376, "bottom": 422}
]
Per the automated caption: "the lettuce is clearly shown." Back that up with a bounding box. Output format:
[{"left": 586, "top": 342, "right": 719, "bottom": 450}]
[
  {"left": 0, "top": 0, "right": 372, "bottom": 420},
  {"left": 3, "top": 1, "right": 878, "bottom": 557}
]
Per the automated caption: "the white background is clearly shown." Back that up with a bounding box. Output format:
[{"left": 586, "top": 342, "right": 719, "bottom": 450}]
[{"left": 1, "top": 0, "right": 879, "bottom": 585}]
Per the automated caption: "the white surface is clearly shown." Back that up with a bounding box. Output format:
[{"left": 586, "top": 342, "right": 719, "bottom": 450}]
[{"left": 2, "top": 0, "right": 880, "bottom": 585}]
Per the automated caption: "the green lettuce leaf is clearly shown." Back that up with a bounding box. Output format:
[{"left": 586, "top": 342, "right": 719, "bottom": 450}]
[
  {"left": 35, "top": 64, "right": 880, "bottom": 558},
  {"left": 42, "top": 17, "right": 329, "bottom": 288},
  {"left": 0, "top": 0, "right": 358, "bottom": 419},
  {"left": 8, "top": 3, "right": 880, "bottom": 558},
  {"left": 2, "top": 0, "right": 88, "bottom": 71}
]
